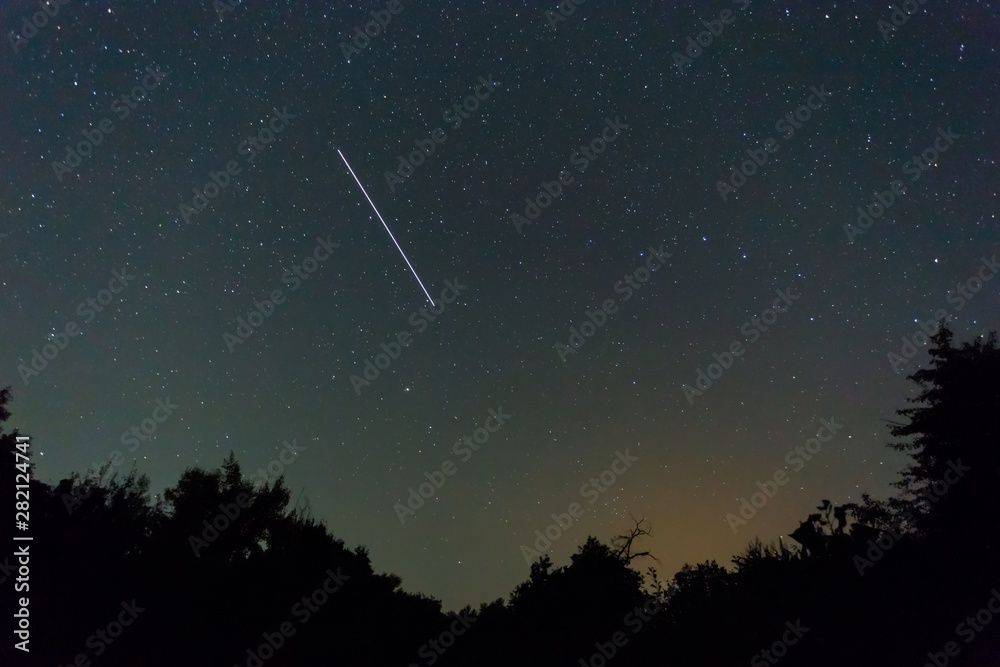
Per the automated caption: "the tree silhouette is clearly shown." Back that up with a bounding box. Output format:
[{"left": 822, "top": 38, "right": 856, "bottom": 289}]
[
  {"left": 611, "top": 515, "right": 661, "bottom": 566},
  {"left": 5, "top": 320, "right": 1000, "bottom": 667},
  {"left": 886, "top": 323, "right": 1000, "bottom": 551}
]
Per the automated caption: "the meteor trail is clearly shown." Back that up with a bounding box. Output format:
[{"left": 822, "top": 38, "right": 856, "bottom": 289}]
[{"left": 337, "top": 149, "right": 436, "bottom": 306}]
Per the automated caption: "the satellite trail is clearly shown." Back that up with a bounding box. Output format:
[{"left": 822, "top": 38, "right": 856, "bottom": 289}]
[{"left": 338, "top": 149, "right": 436, "bottom": 306}]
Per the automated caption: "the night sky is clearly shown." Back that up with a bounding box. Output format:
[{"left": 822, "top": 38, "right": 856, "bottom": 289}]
[{"left": 2, "top": 0, "right": 998, "bottom": 611}]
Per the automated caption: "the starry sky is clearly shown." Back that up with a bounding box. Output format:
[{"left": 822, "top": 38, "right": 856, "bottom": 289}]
[{"left": 2, "top": 0, "right": 998, "bottom": 611}]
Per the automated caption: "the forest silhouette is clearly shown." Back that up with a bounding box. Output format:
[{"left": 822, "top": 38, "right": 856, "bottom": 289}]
[{"left": 2, "top": 323, "right": 999, "bottom": 666}]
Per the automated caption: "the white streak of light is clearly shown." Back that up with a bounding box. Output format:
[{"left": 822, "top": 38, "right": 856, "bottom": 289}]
[{"left": 338, "top": 149, "right": 435, "bottom": 306}]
